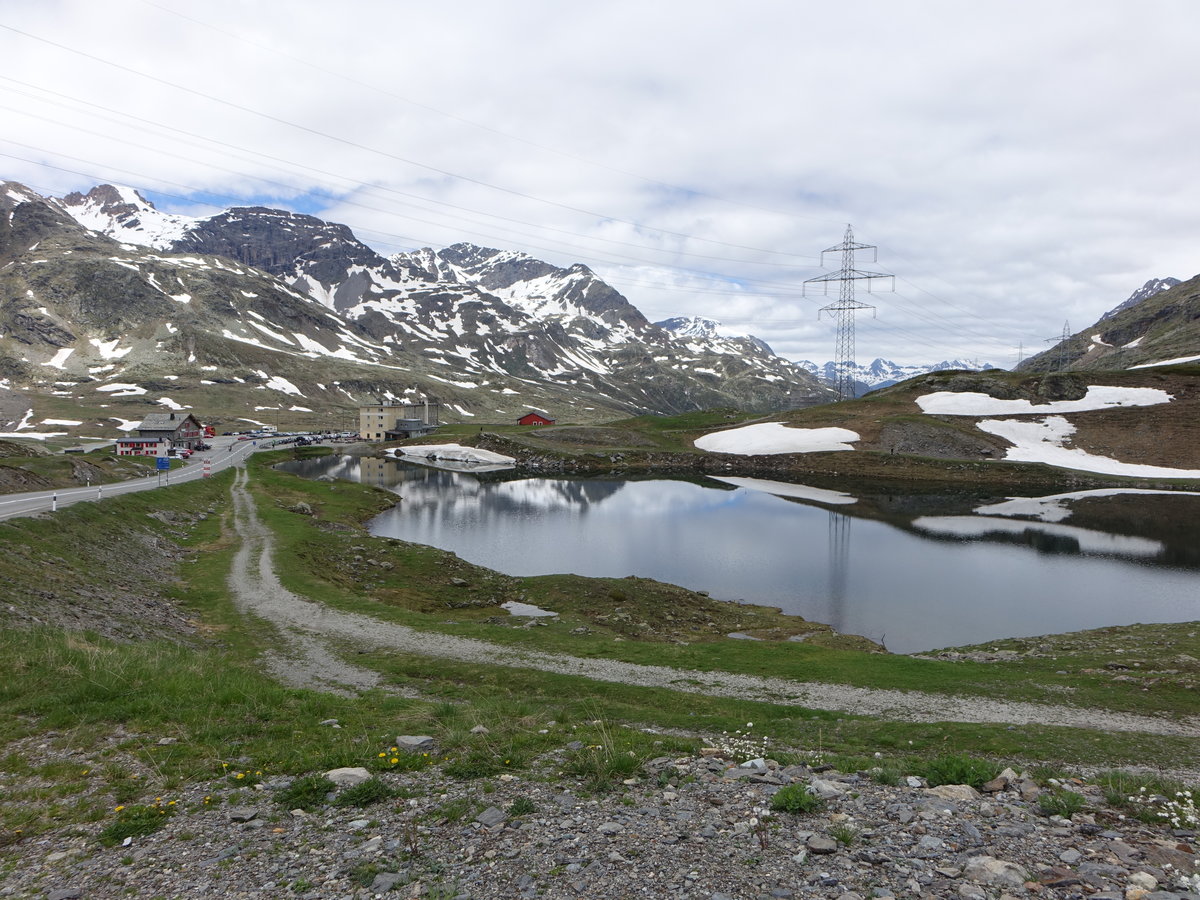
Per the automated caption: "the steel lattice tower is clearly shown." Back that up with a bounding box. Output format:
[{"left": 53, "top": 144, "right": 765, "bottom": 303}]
[
  {"left": 804, "top": 225, "right": 894, "bottom": 400},
  {"left": 1044, "top": 320, "right": 1072, "bottom": 371}
]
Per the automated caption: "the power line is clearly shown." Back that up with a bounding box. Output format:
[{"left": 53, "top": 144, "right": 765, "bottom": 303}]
[
  {"left": 0, "top": 22, "right": 822, "bottom": 262},
  {"left": 133, "top": 0, "right": 848, "bottom": 230}
]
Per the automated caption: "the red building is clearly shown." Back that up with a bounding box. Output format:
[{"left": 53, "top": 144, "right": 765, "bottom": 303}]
[{"left": 517, "top": 410, "right": 555, "bottom": 426}]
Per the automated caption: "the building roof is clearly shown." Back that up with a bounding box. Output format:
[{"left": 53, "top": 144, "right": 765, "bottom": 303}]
[{"left": 135, "top": 412, "right": 201, "bottom": 432}]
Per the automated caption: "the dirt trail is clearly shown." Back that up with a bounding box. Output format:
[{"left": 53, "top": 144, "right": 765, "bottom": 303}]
[{"left": 227, "top": 468, "right": 1200, "bottom": 737}]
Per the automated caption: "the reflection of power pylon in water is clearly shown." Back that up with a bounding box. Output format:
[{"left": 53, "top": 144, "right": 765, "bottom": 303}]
[{"left": 824, "top": 511, "right": 851, "bottom": 633}]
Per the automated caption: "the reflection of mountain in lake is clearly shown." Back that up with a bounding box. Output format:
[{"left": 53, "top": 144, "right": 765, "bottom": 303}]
[{"left": 275, "top": 455, "right": 1200, "bottom": 652}]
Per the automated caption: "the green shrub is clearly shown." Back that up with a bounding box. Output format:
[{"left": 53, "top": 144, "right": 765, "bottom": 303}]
[
  {"left": 563, "top": 745, "right": 642, "bottom": 793},
  {"left": 275, "top": 774, "right": 335, "bottom": 811},
  {"left": 507, "top": 797, "right": 536, "bottom": 817},
  {"left": 829, "top": 823, "right": 859, "bottom": 846},
  {"left": 333, "top": 777, "right": 396, "bottom": 808},
  {"left": 914, "top": 754, "right": 999, "bottom": 790},
  {"left": 770, "top": 783, "right": 825, "bottom": 815},
  {"left": 1039, "top": 788, "right": 1086, "bottom": 818}
]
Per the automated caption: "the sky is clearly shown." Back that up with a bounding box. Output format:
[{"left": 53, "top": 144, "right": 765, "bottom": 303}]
[{"left": 3, "top": 0, "right": 1199, "bottom": 367}]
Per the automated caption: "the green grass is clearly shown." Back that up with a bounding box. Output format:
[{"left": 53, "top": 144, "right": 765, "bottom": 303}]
[
  {"left": 1, "top": 446, "right": 1197, "bottom": 843},
  {"left": 770, "top": 783, "right": 825, "bottom": 815},
  {"left": 276, "top": 775, "right": 336, "bottom": 812}
]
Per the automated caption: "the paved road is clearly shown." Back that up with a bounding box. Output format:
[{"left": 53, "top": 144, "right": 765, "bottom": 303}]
[{"left": 0, "top": 437, "right": 262, "bottom": 521}]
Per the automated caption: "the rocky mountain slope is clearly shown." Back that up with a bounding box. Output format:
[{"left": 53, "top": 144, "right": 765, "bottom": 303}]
[
  {"left": 0, "top": 182, "right": 833, "bottom": 437},
  {"left": 1021, "top": 275, "right": 1200, "bottom": 373}
]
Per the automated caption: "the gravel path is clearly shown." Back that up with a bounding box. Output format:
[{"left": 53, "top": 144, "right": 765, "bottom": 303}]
[{"left": 228, "top": 469, "right": 1200, "bottom": 738}]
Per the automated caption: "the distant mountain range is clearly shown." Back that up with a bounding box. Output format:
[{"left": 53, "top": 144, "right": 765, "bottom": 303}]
[
  {"left": 794, "top": 358, "right": 997, "bottom": 397},
  {"left": 0, "top": 182, "right": 835, "bottom": 435},
  {"left": 652, "top": 316, "right": 996, "bottom": 397}
]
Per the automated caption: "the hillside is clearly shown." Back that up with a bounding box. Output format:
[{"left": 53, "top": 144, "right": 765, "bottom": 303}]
[
  {"left": 0, "top": 182, "right": 832, "bottom": 441},
  {"left": 1021, "top": 274, "right": 1200, "bottom": 373},
  {"left": 449, "top": 369, "right": 1200, "bottom": 492}
]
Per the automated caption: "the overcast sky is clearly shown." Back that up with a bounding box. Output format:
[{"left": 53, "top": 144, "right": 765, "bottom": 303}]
[{"left": 4, "top": 0, "right": 1198, "bottom": 366}]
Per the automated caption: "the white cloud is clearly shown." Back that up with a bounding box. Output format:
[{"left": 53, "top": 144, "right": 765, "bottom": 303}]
[{"left": 4, "top": 0, "right": 1199, "bottom": 367}]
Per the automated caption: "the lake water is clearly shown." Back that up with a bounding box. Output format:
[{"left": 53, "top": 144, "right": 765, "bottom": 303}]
[{"left": 278, "top": 455, "right": 1200, "bottom": 653}]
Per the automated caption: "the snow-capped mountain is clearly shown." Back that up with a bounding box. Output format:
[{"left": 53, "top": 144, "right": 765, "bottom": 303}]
[
  {"left": 1, "top": 182, "right": 833, "bottom": 434},
  {"left": 795, "top": 358, "right": 996, "bottom": 396},
  {"left": 1099, "top": 277, "right": 1181, "bottom": 321},
  {"left": 57, "top": 184, "right": 198, "bottom": 249},
  {"left": 655, "top": 316, "right": 774, "bottom": 355}
]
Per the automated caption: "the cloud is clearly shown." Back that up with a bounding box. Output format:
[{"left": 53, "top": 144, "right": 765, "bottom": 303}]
[{"left": 4, "top": 0, "right": 1199, "bottom": 366}]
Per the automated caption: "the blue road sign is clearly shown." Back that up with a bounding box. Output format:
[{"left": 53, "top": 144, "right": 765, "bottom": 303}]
[{"left": 156, "top": 457, "right": 171, "bottom": 470}]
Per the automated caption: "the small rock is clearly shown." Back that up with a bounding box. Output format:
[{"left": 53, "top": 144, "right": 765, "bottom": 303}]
[
  {"left": 809, "top": 778, "right": 847, "bottom": 799},
  {"left": 395, "top": 735, "right": 436, "bottom": 752},
  {"left": 227, "top": 806, "right": 258, "bottom": 823},
  {"left": 370, "top": 872, "right": 407, "bottom": 893},
  {"left": 927, "top": 784, "right": 981, "bottom": 802},
  {"left": 324, "top": 766, "right": 371, "bottom": 787},
  {"left": 598, "top": 821, "right": 624, "bottom": 836},
  {"left": 963, "top": 856, "right": 1029, "bottom": 888},
  {"left": 475, "top": 807, "right": 506, "bottom": 828},
  {"left": 1128, "top": 873, "right": 1157, "bottom": 891},
  {"left": 807, "top": 835, "right": 839, "bottom": 854},
  {"left": 47, "top": 891, "right": 83, "bottom": 900},
  {"left": 470, "top": 725, "right": 490, "bottom": 735}
]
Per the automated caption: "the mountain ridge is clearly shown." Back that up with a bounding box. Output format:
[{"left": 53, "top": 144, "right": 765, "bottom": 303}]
[{"left": 1, "top": 181, "right": 834, "bottom": 437}]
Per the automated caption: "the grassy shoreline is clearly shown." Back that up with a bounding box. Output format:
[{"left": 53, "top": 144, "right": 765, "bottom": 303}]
[{"left": 0, "top": 448, "right": 1196, "bottom": 845}]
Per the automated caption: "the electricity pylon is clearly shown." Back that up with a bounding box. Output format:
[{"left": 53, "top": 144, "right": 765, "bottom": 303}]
[
  {"left": 804, "top": 225, "right": 894, "bottom": 400},
  {"left": 1044, "top": 320, "right": 1072, "bottom": 371}
]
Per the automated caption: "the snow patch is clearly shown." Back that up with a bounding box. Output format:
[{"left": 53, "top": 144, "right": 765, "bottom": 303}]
[
  {"left": 96, "top": 383, "right": 147, "bottom": 396},
  {"left": 979, "top": 416, "right": 1200, "bottom": 479},
  {"left": 694, "top": 423, "right": 859, "bottom": 455},
  {"left": 89, "top": 337, "right": 132, "bottom": 360},
  {"left": 1129, "top": 354, "right": 1200, "bottom": 370},
  {"left": 916, "top": 386, "right": 1171, "bottom": 416},
  {"left": 391, "top": 444, "right": 515, "bottom": 467},
  {"left": 264, "top": 375, "right": 304, "bottom": 397},
  {"left": 42, "top": 348, "right": 74, "bottom": 369}
]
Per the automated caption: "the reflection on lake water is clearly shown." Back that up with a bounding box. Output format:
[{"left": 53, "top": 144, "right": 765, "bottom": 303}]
[{"left": 278, "top": 455, "right": 1200, "bottom": 653}]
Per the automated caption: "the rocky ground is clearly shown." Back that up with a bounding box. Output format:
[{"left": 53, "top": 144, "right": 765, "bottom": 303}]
[{"left": 2, "top": 732, "right": 1198, "bottom": 900}]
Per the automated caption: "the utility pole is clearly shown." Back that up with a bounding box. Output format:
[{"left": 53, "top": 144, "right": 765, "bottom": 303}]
[
  {"left": 804, "top": 225, "right": 894, "bottom": 400},
  {"left": 1044, "top": 321, "right": 1072, "bottom": 372}
]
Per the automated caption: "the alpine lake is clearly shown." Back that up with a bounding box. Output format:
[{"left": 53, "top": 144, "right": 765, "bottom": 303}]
[{"left": 277, "top": 454, "right": 1200, "bottom": 654}]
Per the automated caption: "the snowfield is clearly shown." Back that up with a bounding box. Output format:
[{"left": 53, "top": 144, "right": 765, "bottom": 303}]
[
  {"left": 391, "top": 444, "right": 516, "bottom": 466},
  {"left": 1129, "top": 354, "right": 1200, "bottom": 369},
  {"left": 979, "top": 416, "right": 1200, "bottom": 479},
  {"left": 694, "top": 423, "right": 859, "bottom": 455},
  {"left": 915, "top": 386, "right": 1171, "bottom": 415}
]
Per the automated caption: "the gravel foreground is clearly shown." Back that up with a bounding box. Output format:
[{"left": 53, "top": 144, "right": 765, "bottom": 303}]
[{"left": 3, "top": 739, "right": 1199, "bottom": 900}]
